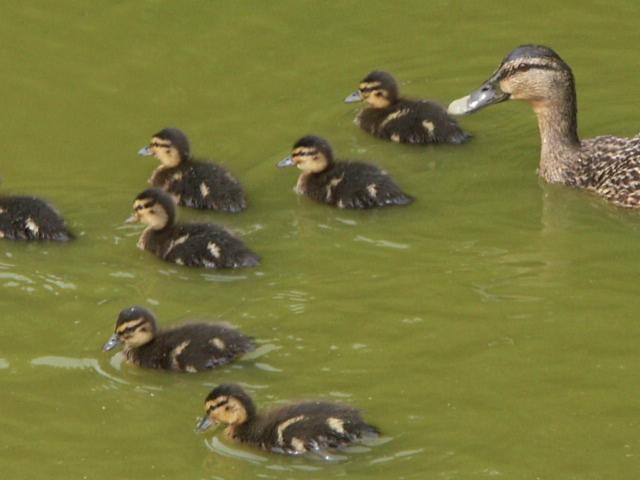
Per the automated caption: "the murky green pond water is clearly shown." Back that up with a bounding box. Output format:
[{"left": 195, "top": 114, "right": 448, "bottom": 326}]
[{"left": 2, "top": 1, "right": 640, "bottom": 478}]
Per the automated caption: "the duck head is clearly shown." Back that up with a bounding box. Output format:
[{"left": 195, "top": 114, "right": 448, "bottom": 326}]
[
  {"left": 103, "top": 305, "right": 158, "bottom": 352},
  {"left": 196, "top": 383, "right": 257, "bottom": 432},
  {"left": 277, "top": 135, "right": 334, "bottom": 174},
  {"left": 138, "top": 127, "right": 191, "bottom": 167},
  {"left": 345, "top": 70, "right": 399, "bottom": 109},
  {"left": 125, "top": 188, "right": 176, "bottom": 230},
  {"left": 448, "top": 45, "right": 575, "bottom": 115}
]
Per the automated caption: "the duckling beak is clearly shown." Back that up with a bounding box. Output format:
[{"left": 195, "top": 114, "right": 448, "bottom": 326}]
[
  {"left": 195, "top": 415, "right": 217, "bottom": 433},
  {"left": 103, "top": 334, "right": 121, "bottom": 352},
  {"left": 124, "top": 213, "right": 139, "bottom": 224},
  {"left": 138, "top": 146, "right": 153, "bottom": 156},
  {"left": 448, "top": 79, "right": 510, "bottom": 115},
  {"left": 277, "top": 156, "right": 295, "bottom": 168},
  {"left": 344, "top": 91, "right": 363, "bottom": 103}
]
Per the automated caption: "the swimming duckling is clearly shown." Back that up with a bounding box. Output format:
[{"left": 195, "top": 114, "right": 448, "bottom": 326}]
[
  {"left": 277, "top": 136, "right": 413, "bottom": 209},
  {"left": 345, "top": 71, "right": 471, "bottom": 145},
  {"left": 448, "top": 44, "right": 640, "bottom": 208},
  {"left": 0, "top": 179, "right": 73, "bottom": 241},
  {"left": 126, "top": 188, "right": 259, "bottom": 269},
  {"left": 103, "top": 306, "right": 254, "bottom": 372},
  {"left": 139, "top": 128, "right": 247, "bottom": 213},
  {"left": 196, "top": 383, "right": 379, "bottom": 456}
]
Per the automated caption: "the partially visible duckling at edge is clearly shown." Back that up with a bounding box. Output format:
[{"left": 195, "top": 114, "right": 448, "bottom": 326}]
[
  {"left": 277, "top": 135, "right": 413, "bottom": 209},
  {"left": 126, "top": 188, "right": 259, "bottom": 269},
  {"left": 0, "top": 178, "right": 73, "bottom": 241},
  {"left": 345, "top": 70, "right": 471, "bottom": 145},
  {"left": 196, "top": 383, "right": 380, "bottom": 456},
  {"left": 138, "top": 128, "right": 247, "bottom": 213},
  {"left": 103, "top": 306, "right": 255, "bottom": 372}
]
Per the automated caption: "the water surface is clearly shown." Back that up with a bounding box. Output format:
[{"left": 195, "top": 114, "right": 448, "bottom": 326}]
[{"left": 1, "top": 1, "right": 640, "bottom": 479}]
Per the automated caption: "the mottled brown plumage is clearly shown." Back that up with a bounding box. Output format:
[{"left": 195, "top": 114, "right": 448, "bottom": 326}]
[
  {"left": 196, "top": 384, "right": 379, "bottom": 456},
  {"left": 448, "top": 44, "right": 640, "bottom": 207}
]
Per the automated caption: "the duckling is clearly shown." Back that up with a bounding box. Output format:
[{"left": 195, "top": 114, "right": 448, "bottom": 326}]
[
  {"left": 345, "top": 70, "right": 471, "bottom": 145},
  {"left": 196, "top": 383, "right": 379, "bottom": 456},
  {"left": 126, "top": 188, "right": 259, "bottom": 268},
  {"left": 277, "top": 135, "right": 413, "bottom": 209},
  {"left": 103, "top": 306, "right": 254, "bottom": 372},
  {"left": 0, "top": 179, "right": 73, "bottom": 241},
  {"left": 448, "top": 44, "right": 640, "bottom": 208},
  {"left": 138, "top": 128, "right": 247, "bottom": 213}
]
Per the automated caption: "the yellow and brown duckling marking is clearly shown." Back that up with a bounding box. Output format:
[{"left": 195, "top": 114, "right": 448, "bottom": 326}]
[
  {"left": 196, "top": 384, "right": 379, "bottom": 456},
  {"left": 103, "top": 306, "right": 255, "bottom": 372},
  {"left": 139, "top": 128, "right": 247, "bottom": 213},
  {"left": 277, "top": 135, "right": 413, "bottom": 209},
  {"left": 0, "top": 178, "right": 73, "bottom": 241},
  {"left": 126, "top": 188, "right": 259, "bottom": 269},
  {"left": 345, "top": 71, "right": 471, "bottom": 145},
  {"left": 448, "top": 44, "right": 640, "bottom": 207}
]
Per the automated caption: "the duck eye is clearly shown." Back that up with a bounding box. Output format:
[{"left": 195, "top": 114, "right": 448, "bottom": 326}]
[
  {"left": 148, "top": 209, "right": 155, "bottom": 214},
  {"left": 375, "top": 91, "right": 384, "bottom": 97},
  {"left": 225, "top": 405, "right": 231, "bottom": 411}
]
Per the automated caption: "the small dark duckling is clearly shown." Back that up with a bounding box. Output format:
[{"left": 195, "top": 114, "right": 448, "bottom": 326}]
[
  {"left": 103, "top": 306, "right": 254, "bottom": 372},
  {"left": 0, "top": 179, "right": 73, "bottom": 241},
  {"left": 196, "top": 383, "right": 379, "bottom": 456},
  {"left": 345, "top": 71, "right": 470, "bottom": 145},
  {"left": 126, "top": 188, "right": 259, "bottom": 269},
  {"left": 277, "top": 135, "right": 413, "bottom": 209},
  {"left": 139, "top": 128, "right": 247, "bottom": 213}
]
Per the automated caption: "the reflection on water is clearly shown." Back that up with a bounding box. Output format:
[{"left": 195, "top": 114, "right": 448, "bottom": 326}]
[{"left": 31, "top": 355, "right": 127, "bottom": 384}]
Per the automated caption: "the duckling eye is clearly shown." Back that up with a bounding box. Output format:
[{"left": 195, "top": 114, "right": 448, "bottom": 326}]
[
  {"left": 148, "top": 209, "right": 155, "bottom": 214},
  {"left": 225, "top": 405, "right": 231, "bottom": 411},
  {"left": 374, "top": 91, "right": 384, "bottom": 97}
]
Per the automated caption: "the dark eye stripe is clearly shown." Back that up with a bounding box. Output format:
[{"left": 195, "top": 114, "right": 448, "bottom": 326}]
[
  {"left": 294, "top": 150, "right": 317, "bottom": 158},
  {"left": 208, "top": 399, "right": 229, "bottom": 412},
  {"left": 150, "top": 142, "right": 172, "bottom": 148}
]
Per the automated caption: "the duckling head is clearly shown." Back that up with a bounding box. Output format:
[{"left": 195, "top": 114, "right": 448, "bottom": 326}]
[
  {"left": 344, "top": 70, "right": 399, "bottom": 108},
  {"left": 196, "top": 383, "right": 257, "bottom": 432},
  {"left": 448, "top": 45, "right": 575, "bottom": 115},
  {"left": 103, "top": 305, "right": 158, "bottom": 352},
  {"left": 277, "top": 135, "right": 334, "bottom": 173},
  {"left": 138, "top": 127, "right": 191, "bottom": 167},
  {"left": 125, "top": 188, "right": 176, "bottom": 230}
]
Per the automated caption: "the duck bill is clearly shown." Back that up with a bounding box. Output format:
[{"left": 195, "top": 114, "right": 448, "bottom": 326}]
[
  {"left": 344, "top": 91, "right": 363, "bottom": 103},
  {"left": 138, "top": 146, "right": 153, "bottom": 156},
  {"left": 103, "top": 334, "right": 121, "bottom": 352},
  {"left": 195, "top": 416, "right": 218, "bottom": 433},
  {"left": 277, "top": 156, "right": 295, "bottom": 168},
  {"left": 448, "top": 79, "right": 510, "bottom": 115},
  {"left": 124, "top": 214, "right": 139, "bottom": 224}
]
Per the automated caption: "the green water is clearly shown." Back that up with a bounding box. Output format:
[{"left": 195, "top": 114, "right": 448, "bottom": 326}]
[{"left": 2, "top": 1, "right": 640, "bottom": 478}]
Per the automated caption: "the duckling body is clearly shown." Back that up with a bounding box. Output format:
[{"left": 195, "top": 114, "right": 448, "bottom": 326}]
[
  {"left": 140, "top": 128, "right": 247, "bottom": 213},
  {"left": 0, "top": 195, "right": 73, "bottom": 241},
  {"left": 278, "top": 136, "right": 413, "bottom": 209},
  {"left": 197, "top": 384, "right": 379, "bottom": 455},
  {"left": 346, "top": 71, "right": 470, "bottom": 145},
  {"left": 448, "top": 44, "right": 640, "bottom": 207},
  {"left": 127, "top": 188, "right": 259, "bottom": 269},
  {"left": 103, "top": 306, "right": 254, "bottom": 372}
]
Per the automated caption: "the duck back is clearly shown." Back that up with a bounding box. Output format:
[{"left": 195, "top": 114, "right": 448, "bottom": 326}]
[
  {"left": 127, "top": 323, "right": 254, "bottom": 372},
  {"left": 151, "top": 159, "right": 247, "bottom": 213},
  {"left": 0, "top": 196, "right": 73, "bottom": 241},
  {"left": 303, "top": 162, "right": 413, "bottom": 209},
  {"left": 142, "top": 223, "right": 259, "bottom": 269},
  {"left": 357, "top": 99, "right": 470, "bottom": 145},
  {"left": 236, "top": 401, "right": 379, "bottom": 453}
]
